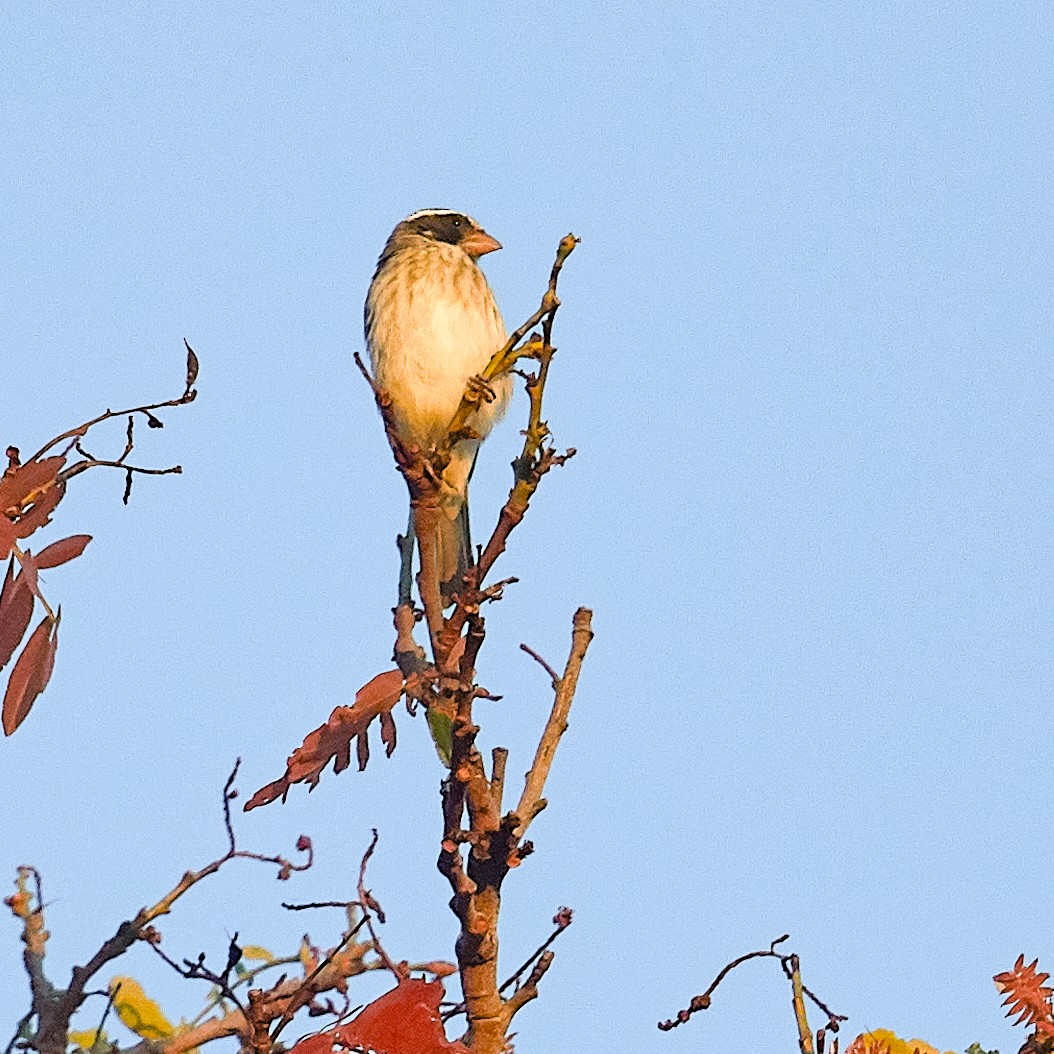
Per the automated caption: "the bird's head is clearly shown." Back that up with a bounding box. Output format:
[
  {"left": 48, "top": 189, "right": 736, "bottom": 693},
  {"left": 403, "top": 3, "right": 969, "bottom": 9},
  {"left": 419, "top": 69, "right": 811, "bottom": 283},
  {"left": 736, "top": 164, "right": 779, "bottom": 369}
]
[{"left": 387, "top": 209, "right": 502, "bottom": 260}]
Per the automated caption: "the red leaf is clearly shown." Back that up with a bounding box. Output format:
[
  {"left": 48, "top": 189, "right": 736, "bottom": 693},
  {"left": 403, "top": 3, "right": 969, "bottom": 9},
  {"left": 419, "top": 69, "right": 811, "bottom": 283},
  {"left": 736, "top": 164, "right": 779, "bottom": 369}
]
[
  {"left": 379, "top": 709, "right": 397, "bottom": 754},
  {"left": 12, "top": 482, "right": 64, "bottom": 541},
  {"left": 995, "top": 954, "right": 1054, "bottom": 1031},
  {"left": 35, "top": 534, "right": 92, "bottom": 569},
  {"left": 245, "top": 669, "right": 407, "bottom": 810},
  {"left": 3, "top": 612, "right": 60, "bottom": 735},
  {"left": 0, "top": 457, "right": 66, "bottom": 558},
  {"left": 290, "top": 979, "right": 468, "bottom": 1054},
  {"left": 0, "top": 520, "right": 16, "bottom": 564},
  {"left": 0, "top": 561, "right": 33, "bottom": 670},
  {"left": 0, "top": 456, "right": 65, "bottom": 512}
]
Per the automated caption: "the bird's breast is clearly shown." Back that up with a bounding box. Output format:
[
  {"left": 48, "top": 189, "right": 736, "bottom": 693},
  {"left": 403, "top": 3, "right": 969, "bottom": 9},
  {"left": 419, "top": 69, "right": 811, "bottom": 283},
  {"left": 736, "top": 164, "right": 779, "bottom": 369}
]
[{"left": 366, "top": 247, "right": 509, "bottom": 448}]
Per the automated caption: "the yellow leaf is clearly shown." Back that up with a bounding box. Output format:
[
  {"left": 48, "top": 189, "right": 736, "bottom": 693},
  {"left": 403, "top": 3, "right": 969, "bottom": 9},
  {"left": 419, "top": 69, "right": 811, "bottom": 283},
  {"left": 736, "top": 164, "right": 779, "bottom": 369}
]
[
  {"left": 240, "top": 944, "right": 275, "bottom": 963},
  {"left": 109, "top": 976, "right": 174, "bottom": 1040},
  {"left": 299, "top": 935, "right": 318, "bottom": 974},
  {"left": 68, "top": 1029, "right": 107, "bottom": 1050},
  {"left": 847, "top": 1029, "right": 954, "bottom": 1054}
]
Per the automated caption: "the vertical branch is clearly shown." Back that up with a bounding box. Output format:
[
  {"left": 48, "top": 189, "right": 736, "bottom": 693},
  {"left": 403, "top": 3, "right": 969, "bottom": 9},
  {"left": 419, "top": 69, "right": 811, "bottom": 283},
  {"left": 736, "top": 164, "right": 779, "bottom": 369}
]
[
  {"left": 514, "top": 608, "right": 594, "bottom": 837},
  {"left": 789, "top": 955, "right": 815, "bottom": 1054}
]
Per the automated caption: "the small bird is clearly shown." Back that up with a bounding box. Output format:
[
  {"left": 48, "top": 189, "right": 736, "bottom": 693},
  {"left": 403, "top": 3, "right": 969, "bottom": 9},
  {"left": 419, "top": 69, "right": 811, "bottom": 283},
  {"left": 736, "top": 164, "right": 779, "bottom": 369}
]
[{"left": 365, "top": 209, "right": 512, "bottom": 605}]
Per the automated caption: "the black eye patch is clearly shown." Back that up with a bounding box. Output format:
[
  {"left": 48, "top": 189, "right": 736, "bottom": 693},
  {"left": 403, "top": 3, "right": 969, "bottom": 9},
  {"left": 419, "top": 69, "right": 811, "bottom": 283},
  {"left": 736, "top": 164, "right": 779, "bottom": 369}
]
[{"left": 418, "top": 214, "right": 468, "bottom": 245}]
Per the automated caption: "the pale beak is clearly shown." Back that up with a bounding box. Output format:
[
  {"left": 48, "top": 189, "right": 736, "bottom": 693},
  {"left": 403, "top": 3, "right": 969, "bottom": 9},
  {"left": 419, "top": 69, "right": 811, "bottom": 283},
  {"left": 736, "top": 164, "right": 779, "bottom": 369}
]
[{"left": 459, "top": 228, "right": 502, "bottom": 257}]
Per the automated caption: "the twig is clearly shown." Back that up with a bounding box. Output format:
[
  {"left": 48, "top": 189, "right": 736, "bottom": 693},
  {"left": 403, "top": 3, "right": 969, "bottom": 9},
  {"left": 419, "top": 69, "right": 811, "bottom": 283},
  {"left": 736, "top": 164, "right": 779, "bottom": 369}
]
[
  {"left": 355, "top": 830, "right": 400, "bottom": 980},
  {"left": 59, "top": 460, "right": 182, "bottom": 485},
  {"left": 502, "top": 950, "right": 555, "bottom": 1021},
  {"left": 282, "top": 900, "right": 364, "bottom": 912},
  {"left": 149, "top": 938, "right": 247, "bottom": 1015},
  {"left": 513, "top": 609, "right": 593, "bottom": 838},
  {"left": 518, "top": 644, "right": 559, "bottom": 688},
  {"left": 657, "top": 935, "right": 847, "bottom": 1036},
  {"left": 93, "top": 979, "right": 121, "bottom": 1044},
  {"left": 4, "top": 1012, "right": 33, "bottom": 1054},
  {"left": 500, "top": 909, "right": 573, "bottom": 998},
  {"left": 140, "top": 763, "right": 312, "bottom": 925},
  {"left": 184, "top": 954, "right": 300, "bottom": 1028},
  {"left": 267, "top": 915, "right": 373, "bottom": 1043},
  {"left": 29, "top": 345, "right": 198, "bottom": 464}
]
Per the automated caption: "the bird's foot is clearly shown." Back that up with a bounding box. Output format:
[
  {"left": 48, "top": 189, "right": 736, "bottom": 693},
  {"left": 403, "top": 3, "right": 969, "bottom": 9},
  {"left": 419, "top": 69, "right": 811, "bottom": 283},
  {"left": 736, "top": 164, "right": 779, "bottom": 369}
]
[{"left": 465, "top": 373, "right": 497, "bottom": 404}]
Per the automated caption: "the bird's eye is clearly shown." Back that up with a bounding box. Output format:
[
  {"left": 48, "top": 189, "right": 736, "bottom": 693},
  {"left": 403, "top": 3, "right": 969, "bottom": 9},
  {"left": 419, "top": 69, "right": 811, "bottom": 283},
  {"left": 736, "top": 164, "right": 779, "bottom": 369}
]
[{"left": 453, "top": 218, "right": 461, "bottom": 227}]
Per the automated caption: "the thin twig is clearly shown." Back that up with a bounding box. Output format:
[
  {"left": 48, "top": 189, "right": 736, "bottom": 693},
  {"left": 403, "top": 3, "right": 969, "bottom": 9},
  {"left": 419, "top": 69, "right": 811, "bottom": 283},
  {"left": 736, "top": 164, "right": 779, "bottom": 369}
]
[
  {"left": 282, "top": 900, "right": 364, "bottom": 912},
  {"left": 148, "top": 939, "right": 246, "bottom": 1016},
  {"left": 657, "top": 936, "right": 847, "bottom": 1035},
  {"left": 93, "top": 980, "right": 121, "bottom": 1044},
  {"left": 502, "top": 952, "right": 555, "bottom": 1022},
  {"left": 355, "top": 830, "right": 400, "bottom": 980},
  {"left": 29, "top": 348, "right": 198, "bottom": 464},
  {"left": 513, "top": 608, "right": 593, "bottom": 838},
  {"left": 499, "top": 909, "right": 573, "bottom": 997},
  {"left": 4, "top": 1012, "right": 33, "bottom": 1054},
  {"left": 267, "top": 915, "right": 372, "bottom": 1043},
  {"left": 518, "top": 643, "right": 559, "bottom": 687},
  {"left": 58, "top": 460, "right": 182, "bottom": 484}
]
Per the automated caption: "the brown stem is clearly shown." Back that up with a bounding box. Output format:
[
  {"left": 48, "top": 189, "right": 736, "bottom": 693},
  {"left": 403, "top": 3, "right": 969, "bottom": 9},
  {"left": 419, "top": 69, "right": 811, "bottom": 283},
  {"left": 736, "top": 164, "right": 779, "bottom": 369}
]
[
  {"left": 513, "top": 608, "right": 594, "bottom": 838},
  {"left": 789, "top": 954, "right": 815, "bottom": 1054},
  {"left": 29, "top": 346, "right": 198, "bottom": 463}
]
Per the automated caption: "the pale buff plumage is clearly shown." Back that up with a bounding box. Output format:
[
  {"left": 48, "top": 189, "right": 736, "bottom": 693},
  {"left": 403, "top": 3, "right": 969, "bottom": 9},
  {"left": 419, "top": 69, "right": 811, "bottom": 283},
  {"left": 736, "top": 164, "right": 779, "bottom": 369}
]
[{"left": 365, "top": 210, "right": 511, "bottom": 600}]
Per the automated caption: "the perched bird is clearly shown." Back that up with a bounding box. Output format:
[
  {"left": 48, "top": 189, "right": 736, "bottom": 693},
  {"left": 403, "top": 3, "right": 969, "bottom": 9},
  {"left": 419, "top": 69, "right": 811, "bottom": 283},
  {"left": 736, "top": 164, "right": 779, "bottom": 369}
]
[{"left": 365, "top": 209, "right": 512, "bottom": 605}]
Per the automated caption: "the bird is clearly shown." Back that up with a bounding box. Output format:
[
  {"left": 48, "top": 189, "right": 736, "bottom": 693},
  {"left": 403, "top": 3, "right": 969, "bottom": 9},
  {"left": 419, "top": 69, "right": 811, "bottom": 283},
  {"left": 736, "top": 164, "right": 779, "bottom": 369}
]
[{"left": 365, "top": 209, "right": 512, "bottom": 607}]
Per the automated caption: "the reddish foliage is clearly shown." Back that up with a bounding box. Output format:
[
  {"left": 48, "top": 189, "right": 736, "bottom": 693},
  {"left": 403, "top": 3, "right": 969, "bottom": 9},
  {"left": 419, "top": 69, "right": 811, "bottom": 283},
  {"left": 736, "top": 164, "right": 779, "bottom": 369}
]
[
  {"left": 0, "top": 456, "right": 66, "bottom": 560},
  {"left": 245, "top": 669, "right": 408, "bottom": 810},
  {"left": 0, "top": 561, "right": 33, "bottom": 670},
  {"left": 34, "top": 534, "right": 92, "bottom": 569},
  {"left": 995, "top": 955, "right": 1054, "bottom": 1037},
  {"left": 289, "top": 978, "right": 468, "bottom": 1054},
  {"left": 2, "top": 612, "right": 60, "bottom": 735}
]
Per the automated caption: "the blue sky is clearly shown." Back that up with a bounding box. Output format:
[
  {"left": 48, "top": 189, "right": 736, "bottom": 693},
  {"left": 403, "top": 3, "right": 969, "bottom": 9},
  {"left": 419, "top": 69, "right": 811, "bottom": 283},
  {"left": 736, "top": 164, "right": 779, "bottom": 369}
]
[{"left": 2, "top": 2, "right": 1052, "bottom": 1052}]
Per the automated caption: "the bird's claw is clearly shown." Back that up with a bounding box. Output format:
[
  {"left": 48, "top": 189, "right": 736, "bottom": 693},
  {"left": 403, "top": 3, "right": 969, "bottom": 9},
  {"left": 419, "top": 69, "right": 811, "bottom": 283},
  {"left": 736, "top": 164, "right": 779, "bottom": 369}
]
[{"left": 466, "top": 374, "right": 497, "bottom": 404}]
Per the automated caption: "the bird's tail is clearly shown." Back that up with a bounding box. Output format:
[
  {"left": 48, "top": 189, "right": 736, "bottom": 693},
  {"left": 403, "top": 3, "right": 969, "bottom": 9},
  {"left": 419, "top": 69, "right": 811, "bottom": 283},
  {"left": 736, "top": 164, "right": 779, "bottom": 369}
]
[
  {"left": 437, "top": 491, "right": 472, "bottom": 606},
  {"left": 436, "top": 442, "right": 478, "bottom": 606}
]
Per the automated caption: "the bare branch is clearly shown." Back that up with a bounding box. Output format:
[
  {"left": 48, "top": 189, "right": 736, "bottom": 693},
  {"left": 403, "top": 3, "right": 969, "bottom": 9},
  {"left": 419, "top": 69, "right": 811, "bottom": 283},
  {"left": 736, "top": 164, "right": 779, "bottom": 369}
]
[
  {"left": 29, "top": 347, "right": 198, "bottom": 464},
  {"left": 513, "top": 608, "right": 593, "bottom": 838},
  {"left": 518, "top": 643, "right": 559, "bottom": 688},
  {"left": 657, "top": 936, "right": 846, "bottom": 1037}
]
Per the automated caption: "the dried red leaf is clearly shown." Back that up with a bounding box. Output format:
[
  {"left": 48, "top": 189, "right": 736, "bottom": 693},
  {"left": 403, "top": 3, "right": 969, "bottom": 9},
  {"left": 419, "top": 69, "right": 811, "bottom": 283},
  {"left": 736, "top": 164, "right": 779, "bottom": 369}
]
[
  {"left": 12, "top": 482, "right": 63, "bottom": 541},
  {"left": 0, "top": 457, "right": 66, "bottom": 559},
  {"left": 185, "top": 340, "right": 200, "bottom": 387},
  {"left": 0, "top": 561, "right": 33, "bottom": 670},
  {"left": 995, "top": 955, "right": 1054, "bottom": 1031},
  {"left": 290, "top": 978, "right": 468, "bottom": 1054},
  {"left": 3, "top": 612, "right": 60, "bottom": 735},
  {"left": 0, "top": 456, "right": 65, "bottom": 511},
  {"left": 34, "top": 534, "right": 92, "bottom": 570},
  {"left": 245, "top": 669, "right": 407, "bottom": 810},
  {"left": 0, "top": 521, "right": 16, "bottom": 565},
  {"left": 379, "top": 709, "right": 397, "bottom": 754}
]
